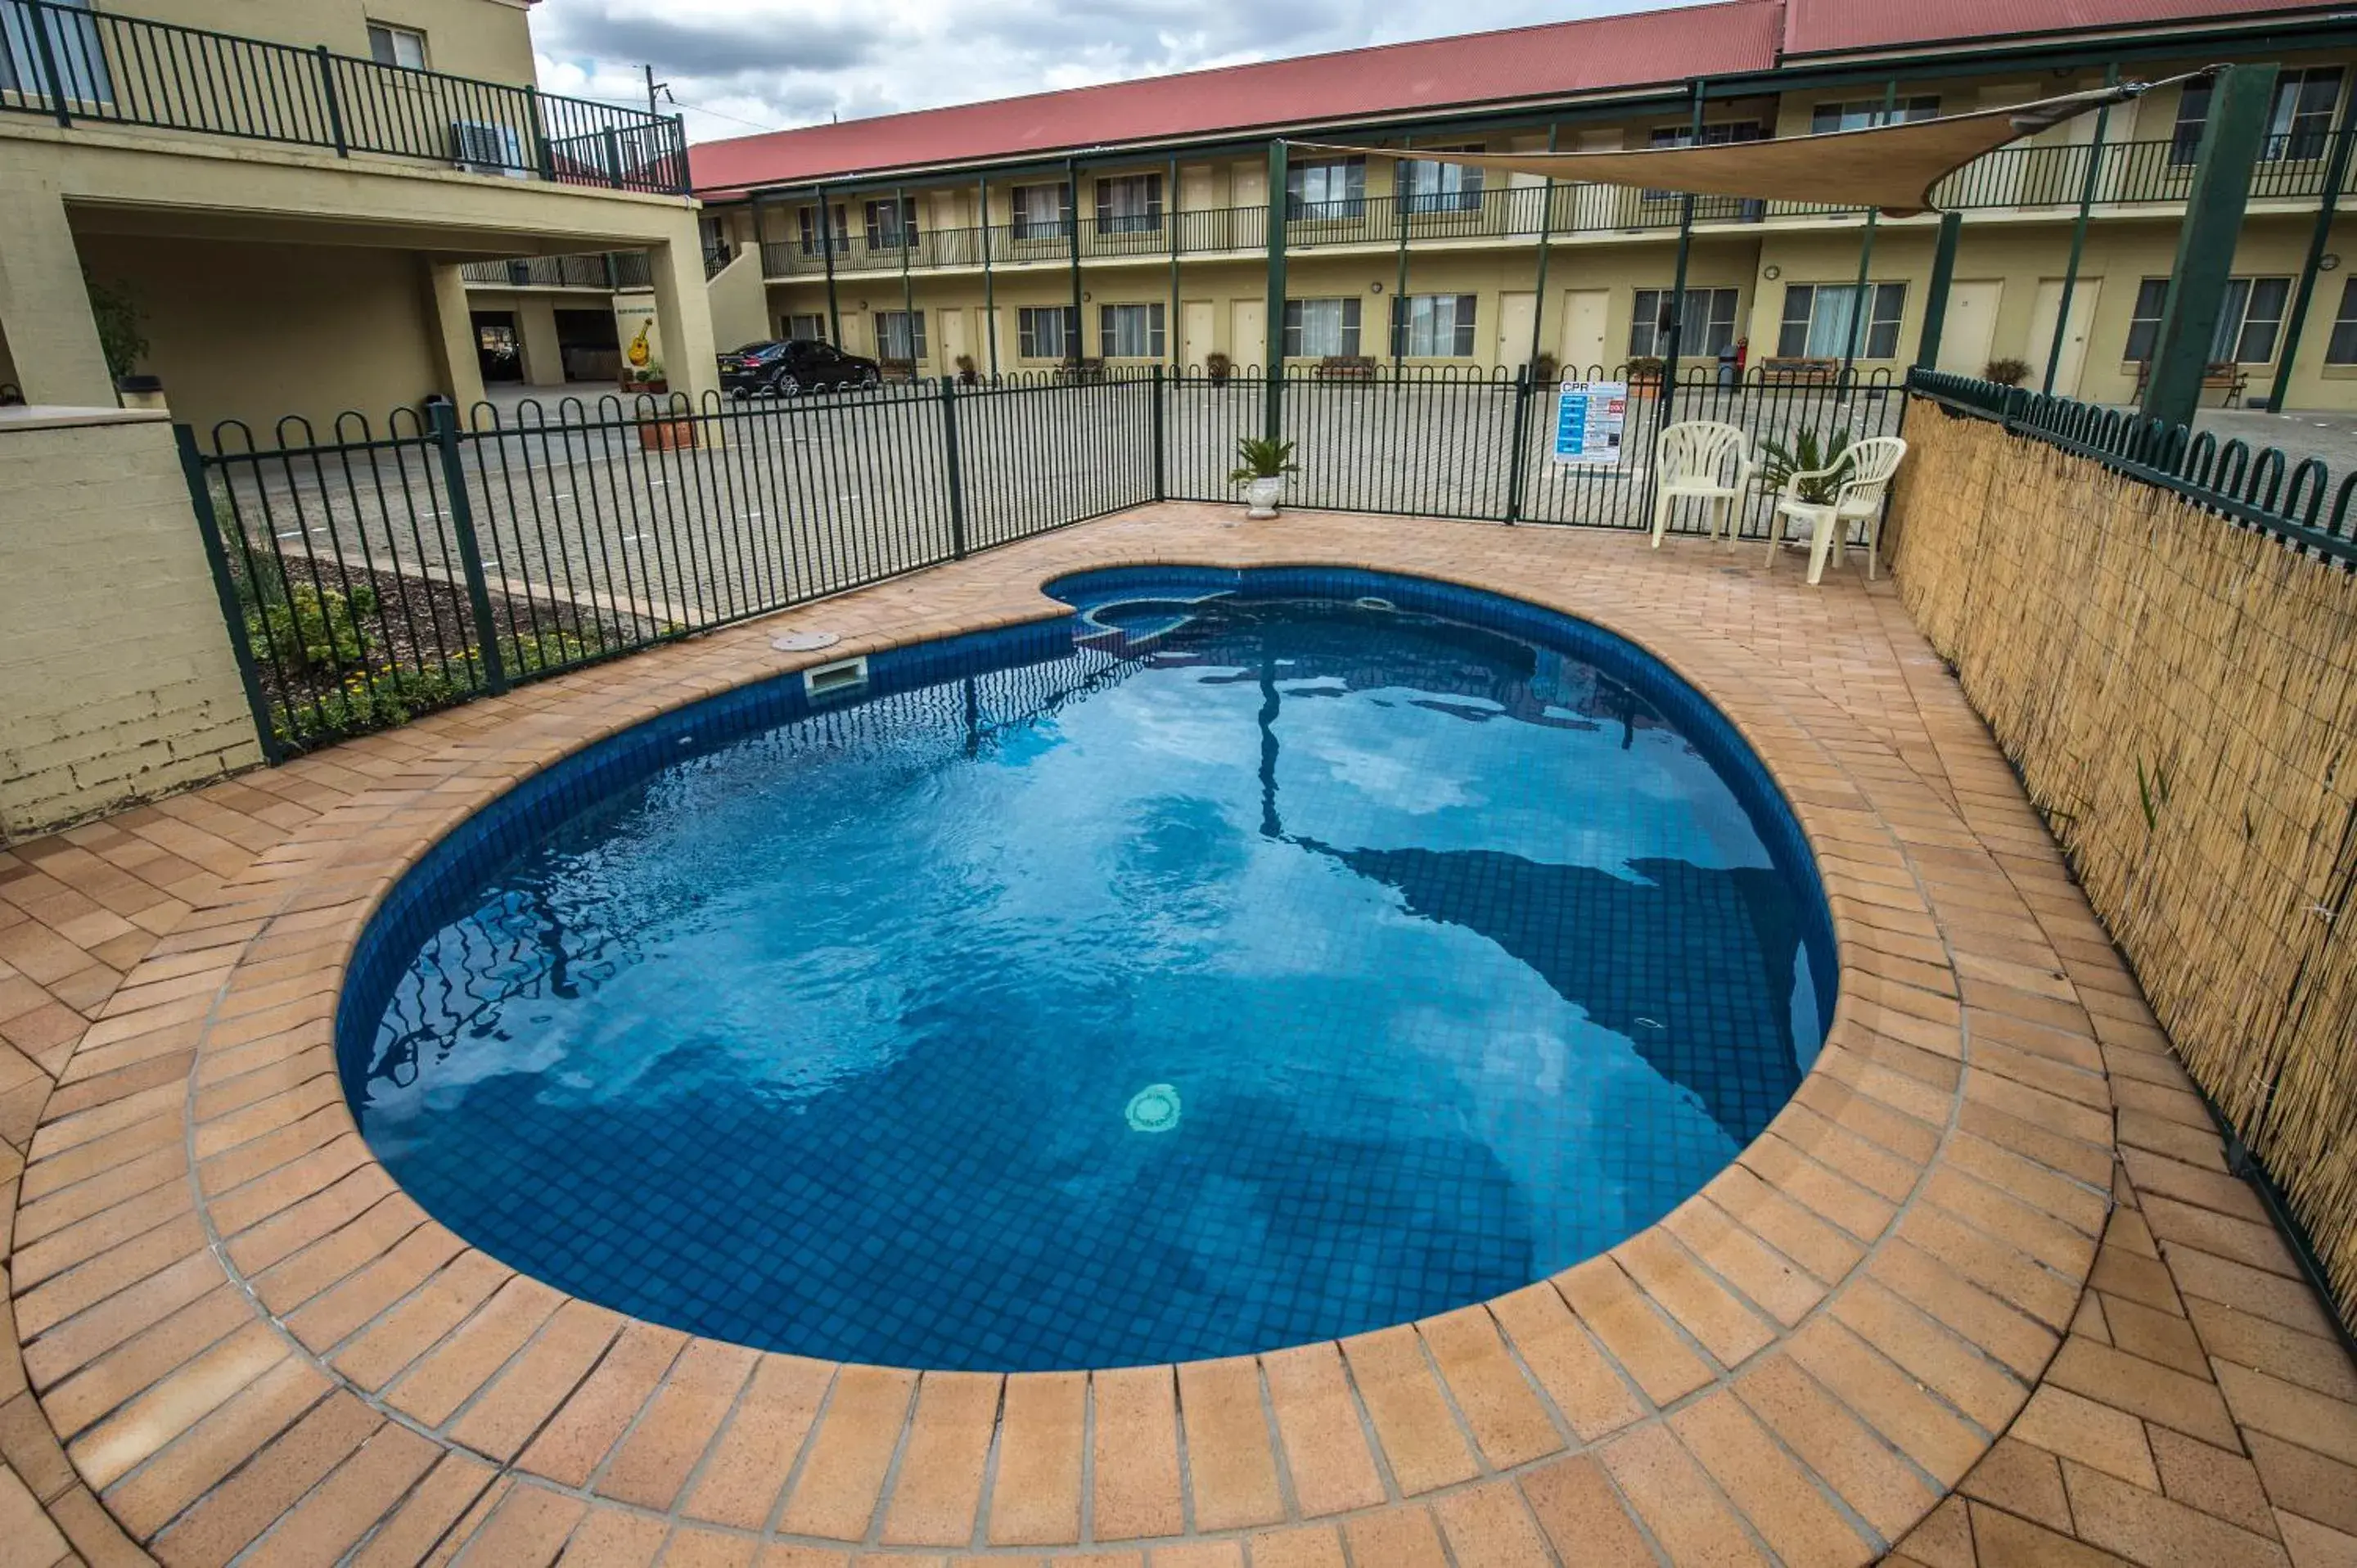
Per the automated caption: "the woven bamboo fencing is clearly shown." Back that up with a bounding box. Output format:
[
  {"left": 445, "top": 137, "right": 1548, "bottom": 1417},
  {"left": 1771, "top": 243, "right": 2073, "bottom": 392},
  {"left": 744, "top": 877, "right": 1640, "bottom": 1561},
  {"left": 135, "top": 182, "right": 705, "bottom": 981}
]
[{"left": 1886, "top": 399, "right": 2357, "bottom": 1328}]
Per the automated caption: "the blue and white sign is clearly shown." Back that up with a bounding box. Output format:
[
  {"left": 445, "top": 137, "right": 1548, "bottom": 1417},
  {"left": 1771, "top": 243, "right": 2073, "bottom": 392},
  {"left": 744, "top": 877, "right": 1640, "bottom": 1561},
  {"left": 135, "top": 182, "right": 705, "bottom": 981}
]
[{"left": 1552, "top": 379, "right": 1628, "bottom": 466}]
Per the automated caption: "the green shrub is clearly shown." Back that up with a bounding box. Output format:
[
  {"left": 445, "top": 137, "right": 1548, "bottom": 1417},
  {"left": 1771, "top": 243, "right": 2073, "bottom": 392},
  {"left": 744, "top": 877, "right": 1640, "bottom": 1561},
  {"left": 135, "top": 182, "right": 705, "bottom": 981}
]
[
  {"left": 251, "top": 582, "right": 377, "bottom": 672},
  {"left": 1758, "top": 429, "right": 1856, "bottom": 505}
]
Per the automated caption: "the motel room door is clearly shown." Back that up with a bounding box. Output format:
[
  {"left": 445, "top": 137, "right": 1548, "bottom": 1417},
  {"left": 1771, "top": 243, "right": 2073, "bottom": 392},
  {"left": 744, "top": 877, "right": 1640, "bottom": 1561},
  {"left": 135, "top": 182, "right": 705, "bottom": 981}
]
[
  {"left": 2028, "top": 277, "right": 2101, "bottom": 398},
  {"left": 1182, "top": 300, "right": 1216, "bottom": 367},
  {"left": 1935, "top": 281, "right": 2003, "bottom": 376},
  {"left": 939, "top": 307, "right": 969, "bottom": 372},
  {"left": 1232, "top": 300, "right": 1265, "bottom": 368},
  {"left": 1495, "top": 292, "right": 1536, "bottom": 372},
  {"left": 1558, "top": 289, "right": 1608, "bottom": 376}
]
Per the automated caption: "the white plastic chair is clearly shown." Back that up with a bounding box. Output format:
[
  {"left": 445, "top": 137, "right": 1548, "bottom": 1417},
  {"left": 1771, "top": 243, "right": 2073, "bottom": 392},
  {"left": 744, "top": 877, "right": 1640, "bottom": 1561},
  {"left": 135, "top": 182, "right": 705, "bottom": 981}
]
[
  {"left": 1650, "top": 421, "right": 1756, "bottom": 548},
  {"left": 1765, "top": 435, "right": 1909, "bottom": 585}
]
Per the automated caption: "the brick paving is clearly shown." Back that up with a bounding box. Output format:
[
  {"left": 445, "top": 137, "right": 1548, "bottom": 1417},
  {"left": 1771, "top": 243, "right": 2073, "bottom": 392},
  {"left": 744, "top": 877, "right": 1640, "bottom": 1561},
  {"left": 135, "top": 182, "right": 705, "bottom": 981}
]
[{"left": 0, "top": 505, "right": 2350, "bottom": 1567}]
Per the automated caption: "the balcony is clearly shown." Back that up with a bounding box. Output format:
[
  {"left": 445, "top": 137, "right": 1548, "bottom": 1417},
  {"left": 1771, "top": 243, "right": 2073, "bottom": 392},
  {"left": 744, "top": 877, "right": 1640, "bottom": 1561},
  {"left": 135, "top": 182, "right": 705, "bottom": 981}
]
[
  {"left": 0, "top": 0, "right": 687, "bottom": 195},
  {"left": 459, "top": 253, "right": 646, "bottom": 290},
  {"left": 756, "top": 134, "right": 2357, "bottom": 281}
]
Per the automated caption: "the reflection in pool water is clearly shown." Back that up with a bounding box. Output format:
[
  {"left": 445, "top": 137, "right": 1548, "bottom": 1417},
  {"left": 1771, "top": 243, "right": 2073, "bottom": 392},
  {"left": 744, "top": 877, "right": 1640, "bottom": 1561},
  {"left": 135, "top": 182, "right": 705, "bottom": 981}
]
[{"left": 346, "top": 573, "right": 1832, "bottom": 1372}]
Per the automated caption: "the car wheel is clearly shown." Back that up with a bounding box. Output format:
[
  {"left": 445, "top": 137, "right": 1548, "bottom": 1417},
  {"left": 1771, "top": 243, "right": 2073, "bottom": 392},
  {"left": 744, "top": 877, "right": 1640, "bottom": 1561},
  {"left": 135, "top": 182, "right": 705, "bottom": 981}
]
[
  {"left": 861, "top": 368, "right": 881, "bottom": 390},
  {"left": 770, "top": 373, "right": 801, "bottom": 398},
  {"left": 728, "top": 383, "right": 750, "bottom": 401}
]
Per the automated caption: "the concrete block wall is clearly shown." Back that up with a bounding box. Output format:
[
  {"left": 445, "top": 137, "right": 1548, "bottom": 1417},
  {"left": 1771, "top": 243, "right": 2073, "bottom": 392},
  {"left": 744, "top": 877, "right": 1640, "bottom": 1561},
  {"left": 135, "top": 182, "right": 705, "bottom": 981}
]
[{"left": 0, "top": 408, "right": 264, "bottom": 839}]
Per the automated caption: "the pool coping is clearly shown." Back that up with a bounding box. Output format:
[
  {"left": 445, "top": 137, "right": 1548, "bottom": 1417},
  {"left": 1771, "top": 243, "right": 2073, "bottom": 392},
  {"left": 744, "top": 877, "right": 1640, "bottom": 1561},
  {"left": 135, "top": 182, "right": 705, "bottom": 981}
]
[{"left": 15, "top": 507, "right": 2121, "bottom": 1566}]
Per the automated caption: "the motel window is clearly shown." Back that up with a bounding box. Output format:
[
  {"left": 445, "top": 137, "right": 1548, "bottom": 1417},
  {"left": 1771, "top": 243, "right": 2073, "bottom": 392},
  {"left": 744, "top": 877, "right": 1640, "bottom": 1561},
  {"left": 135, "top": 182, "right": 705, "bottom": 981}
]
[
  {"left": 2328, "top": 279, "right": 2357, "bottom": 364},
  {"left": 1286, "top": 158, "right": 1366, "bottom": 220},
  {"left": 366, "top": 21, "right": 429, "bottom": 69},
  {"left": 784, "top": 313, "right": 827, "bottom": 343},
  {"left": 797, "top": 205, "right": 846, "bottom": 255},
  {"left": 1776, "top": 282, "right": 1906, "bottom": 359},
  {"left": 864, "top": 197, "right": 919, "bottom": 250},
  {"left": 1398, "top": 147, "right": 1484, "bottom": 214},
  {"left": 1100, "top": 303, "right": 1165, "bottom": 358},
  {"left": 1019, "top": 306, "right": 1081, "bottom": 359},
  {"left": 1809, "top": 95, "right": 1938, "bottom": 133},
  {"left": 1282, "top": 297, "right": 1363, "bottom": 358},
  {"left": 875, "top": 310, "right": 926, "bottom": 362},
  {"left": 1630, "top": 287, "right": 1740, "bottom": 358},
  {"left": 1095, "top": 175, "right": 1162, "bottom": 235},
  {"left": 2124, "top": 276, "right": 2292, "bottom": 363},
  {"left": 1390, "top": 294, "right": 1477, "bottom": 357},
  {"left": 1012, "top": 182, "right": 1072, "bottom": 240},
  {"left": 2174, "top": 70, "right": 2345, "bottom": 164}
]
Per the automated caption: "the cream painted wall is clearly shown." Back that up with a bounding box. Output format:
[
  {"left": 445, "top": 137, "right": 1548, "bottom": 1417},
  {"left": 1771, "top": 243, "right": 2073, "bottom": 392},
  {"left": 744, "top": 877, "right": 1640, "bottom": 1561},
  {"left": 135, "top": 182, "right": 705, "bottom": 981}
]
[
  {"left": 103, "top": 0, "right": 537, "bottom": 84},
  {"left": 0, "top": 409, "right": 263, "bottom": 838},
  {"left": 75, "top": 232, "right": 456, "bottom": 435}
]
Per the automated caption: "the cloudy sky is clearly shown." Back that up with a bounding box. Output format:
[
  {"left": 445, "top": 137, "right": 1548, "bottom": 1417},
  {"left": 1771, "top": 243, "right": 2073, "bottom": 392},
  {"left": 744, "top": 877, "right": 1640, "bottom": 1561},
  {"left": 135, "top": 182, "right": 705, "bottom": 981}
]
[{"left": 530, "top": 0, "right": 1698, "bottom": 143}]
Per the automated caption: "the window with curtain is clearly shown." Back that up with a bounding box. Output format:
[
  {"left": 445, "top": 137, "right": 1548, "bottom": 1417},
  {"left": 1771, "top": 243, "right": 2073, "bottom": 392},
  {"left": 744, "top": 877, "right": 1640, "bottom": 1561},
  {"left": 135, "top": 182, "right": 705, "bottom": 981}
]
[
  {"left": 2174, "top": 70, "right": 2346, "bottom": 164},
  {"left": 1018, "top": 306, "right": 1081, "bottom": 358},
  {"left": 367, "top": 22, "right": 429, "bottom": 68},
  {"left": 1286, "top": 159, "right": 1366, "bottom": 220},
  {"left": 1775, "top": 283, "right": 1906, "bottom": 358},
  {"left": 1389, "top": 295, "right": 1477, "bottom": 357},
  {"left": 1100, "top": 303, "right": 1165, "bottom": 357},
  {"left": 1282, "top": 297, "right": 1363, "bottom": 357},
  {"left": 1095, "top": 175, "right": 1163, "bottom": 234},
  {"left": 1011, "top": 182, "right": 1072, "bottom": 240},
  {"left": 2330, "top": 279, "right": 2357, "bottom": 364},
  {"left": 1809, "top": 96, "right": 1939, "bottom": 133},
  {"left": 1398, "top": 147, "right": 1485, "bottom": 214},
  {"left": 796, "top": 205, "right": 847, "bottom": 255},
  {"left": 1629, "top": 288, "right": 1741, "bottom": 358},
  {"left": 875, "top": 310, "right": 926, "bottom": 361},
  {"left": 863, "top": 197, "right": 919, "bottom": 250},
  {"left": 2124, "top": 276, "right": 2292, "bottom": 363},
  {"left": 785, "top": 313, "right": 827, "bottom": 343}
]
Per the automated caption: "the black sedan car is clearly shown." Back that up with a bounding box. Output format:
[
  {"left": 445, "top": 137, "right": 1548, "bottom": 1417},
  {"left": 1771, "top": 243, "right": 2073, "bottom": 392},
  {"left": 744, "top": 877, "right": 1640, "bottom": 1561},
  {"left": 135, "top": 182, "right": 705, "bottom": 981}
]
[{"left": 718, "top": 339, "right": 882, "bottom": 397}]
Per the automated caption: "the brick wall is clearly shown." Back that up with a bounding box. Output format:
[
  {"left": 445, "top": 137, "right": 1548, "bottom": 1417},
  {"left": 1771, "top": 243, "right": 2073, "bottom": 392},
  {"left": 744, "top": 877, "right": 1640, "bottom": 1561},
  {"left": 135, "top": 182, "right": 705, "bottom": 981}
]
[{"left": 0, "top": 409, "right": 264, "bottom": 838}]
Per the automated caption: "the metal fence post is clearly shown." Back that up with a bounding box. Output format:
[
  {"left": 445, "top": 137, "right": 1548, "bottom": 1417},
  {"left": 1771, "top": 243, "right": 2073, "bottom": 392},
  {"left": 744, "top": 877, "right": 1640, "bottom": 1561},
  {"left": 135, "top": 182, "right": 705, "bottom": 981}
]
[
  {"left": 430, "top": 399, "right": 508, "bottom": 695},
  {"left": 526, "top": 85, "right": 554, "bottom": 180},
  {"left": 1503, "top": 365, "right": 1532, "bottom": 523},
  {"left": 602, "top": 125, "right": 625, "bottom": 190},
  {"left": 26, "top": 0, "right": 73, "bottom": 127},
  {"left": 941, "top": 376, "right": 969, "bottom": 559},
  {"left": 174, "top": 425, "right": 282, "bottom": 764},
  {"left": 1151, "top": 363, "right": 1167, "bottom": 501},
  {"left": 314, "top": 46, "right": 349, "bottom": 155}
]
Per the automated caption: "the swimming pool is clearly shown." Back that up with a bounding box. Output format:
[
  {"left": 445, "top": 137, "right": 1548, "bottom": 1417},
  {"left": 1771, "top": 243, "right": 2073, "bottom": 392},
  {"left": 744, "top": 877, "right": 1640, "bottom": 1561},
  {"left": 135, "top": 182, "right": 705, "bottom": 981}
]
[{"left": 339, "top": 566, "right": 1836, "bottom": 1372}]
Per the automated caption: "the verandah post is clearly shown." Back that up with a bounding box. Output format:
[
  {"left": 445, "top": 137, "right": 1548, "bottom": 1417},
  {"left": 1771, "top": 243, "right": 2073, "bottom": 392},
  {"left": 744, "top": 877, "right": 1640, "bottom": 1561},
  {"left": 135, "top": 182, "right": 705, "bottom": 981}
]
[
  {"left": 1659, "top": 83, "right": 1703, "bottom": 435},
  {"left": 2266, "top": 80, "right": 2357, "bottom": 409},
  {"left": 1264, "top": 139, "right": 1289, "bottom": 442},
  {"left": 2044, "top": 64, "right": 2118, "bottom": 395},
  {"left": 819, "top": 183, "right": 842, "bottom": 349},
  {"left": 1839, "top": 79, "right": 1898, "bottom": 385},
  {"left": 430, "top": 399, "right": 508, "bottom": 696},
  {"left": 1915, "top": 211, "right": 1964, "bottom": 372},
  {"left": 2143, "top": 64, "right": 2279, "bottom": 427},
  {"left": 1526, "top": 122, "right": 1560, "bottom": 372}
]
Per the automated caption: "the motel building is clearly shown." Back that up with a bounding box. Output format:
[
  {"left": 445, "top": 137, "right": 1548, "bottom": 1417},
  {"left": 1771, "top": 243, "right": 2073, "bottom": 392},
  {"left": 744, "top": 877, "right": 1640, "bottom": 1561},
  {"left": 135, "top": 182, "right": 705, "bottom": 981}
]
[
  {"left": 683, "top": 0, "right": 2357, "bottom": 413},
  {"left": 0, "top": 0, "right": 721, "bottom": 436}
]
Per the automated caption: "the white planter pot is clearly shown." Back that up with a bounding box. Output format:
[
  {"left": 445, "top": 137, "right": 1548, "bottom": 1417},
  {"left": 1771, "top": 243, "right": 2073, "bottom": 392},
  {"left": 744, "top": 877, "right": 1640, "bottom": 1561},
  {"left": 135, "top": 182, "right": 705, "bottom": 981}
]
[{"left": 1243, "top": 476, "right": 1284, "bottom": 519}]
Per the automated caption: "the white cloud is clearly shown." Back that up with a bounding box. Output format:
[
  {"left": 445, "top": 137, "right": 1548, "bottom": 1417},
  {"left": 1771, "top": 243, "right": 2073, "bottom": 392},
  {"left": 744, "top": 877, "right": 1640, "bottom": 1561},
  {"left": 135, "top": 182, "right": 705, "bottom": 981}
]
[{"left": 530, "top": 0, "right": 1699, "bottom": 142}]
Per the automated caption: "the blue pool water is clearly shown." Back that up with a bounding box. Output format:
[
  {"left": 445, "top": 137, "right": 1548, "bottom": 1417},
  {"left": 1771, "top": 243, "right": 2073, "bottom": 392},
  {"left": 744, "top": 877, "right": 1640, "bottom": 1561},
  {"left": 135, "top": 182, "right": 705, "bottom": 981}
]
[{"left": 341, "top": 568, "right": 1835, "bottom": 1372}]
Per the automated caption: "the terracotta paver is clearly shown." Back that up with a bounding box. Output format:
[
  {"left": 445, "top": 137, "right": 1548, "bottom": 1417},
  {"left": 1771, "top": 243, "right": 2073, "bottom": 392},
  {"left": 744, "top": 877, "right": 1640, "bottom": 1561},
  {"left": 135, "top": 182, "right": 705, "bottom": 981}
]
[{"left": 2, "top": 501, "right": 2353, "bottom": 1566}]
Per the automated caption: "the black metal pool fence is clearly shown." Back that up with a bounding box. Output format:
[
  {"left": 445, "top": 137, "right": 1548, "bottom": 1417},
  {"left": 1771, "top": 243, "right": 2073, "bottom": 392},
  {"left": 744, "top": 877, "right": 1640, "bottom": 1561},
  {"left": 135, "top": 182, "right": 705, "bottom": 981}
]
[{"left": 183, "top": 363, "right": 1907, "bottom": 756}]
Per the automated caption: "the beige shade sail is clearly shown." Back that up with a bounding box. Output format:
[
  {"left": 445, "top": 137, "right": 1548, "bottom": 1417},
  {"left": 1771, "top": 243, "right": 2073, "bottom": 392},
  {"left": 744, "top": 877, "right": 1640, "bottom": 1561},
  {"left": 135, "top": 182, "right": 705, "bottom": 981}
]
[{"left": 1290, "top": 79, "right": 2177, "bottom": 217}]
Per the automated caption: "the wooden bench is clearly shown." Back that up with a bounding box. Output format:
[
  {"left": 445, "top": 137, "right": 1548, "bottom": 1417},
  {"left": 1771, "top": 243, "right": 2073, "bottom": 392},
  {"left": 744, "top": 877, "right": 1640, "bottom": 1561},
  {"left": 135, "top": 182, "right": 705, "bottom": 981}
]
[
  {"left": 1760, "top": 356, "right": 1842, "bottom": 384},
  {"left": 2130, "top": 358, "right": 2248, "bottom": 407},
  {"left": 1314, "top": 355, "right": 1378, "bottom": 381}
]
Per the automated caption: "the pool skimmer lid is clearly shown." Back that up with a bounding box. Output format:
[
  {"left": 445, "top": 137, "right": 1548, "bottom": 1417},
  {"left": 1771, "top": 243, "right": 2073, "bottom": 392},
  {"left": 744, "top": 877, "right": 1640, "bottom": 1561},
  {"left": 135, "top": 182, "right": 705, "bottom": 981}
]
[
  {"left": 771, "top": 629, "right": 840, "bottom": 653},
  {"left": 1125, "top": 1083, "right": 1182, "bottom": 1133}
]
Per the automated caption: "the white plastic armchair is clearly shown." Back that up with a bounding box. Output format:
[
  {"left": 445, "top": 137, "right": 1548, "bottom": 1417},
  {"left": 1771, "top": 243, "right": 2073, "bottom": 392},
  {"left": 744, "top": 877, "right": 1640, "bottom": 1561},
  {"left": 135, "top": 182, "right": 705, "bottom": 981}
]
[
  {"left": 1765, "top": 435, "right": 1909, "bottom": 585},
  {"left": 1650, "top": 421, "right": 1756, "bottom": 548}
]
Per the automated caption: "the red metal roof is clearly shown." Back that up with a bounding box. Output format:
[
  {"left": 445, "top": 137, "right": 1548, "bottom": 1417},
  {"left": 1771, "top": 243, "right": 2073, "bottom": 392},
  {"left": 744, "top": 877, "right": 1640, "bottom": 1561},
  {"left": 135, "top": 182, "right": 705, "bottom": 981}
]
[
  {"left": 1782, "top": 0, "right": 2331, "bottom": 55},
  {"left": 687, "top": 1, "right": 1784, "bottom": 194}
]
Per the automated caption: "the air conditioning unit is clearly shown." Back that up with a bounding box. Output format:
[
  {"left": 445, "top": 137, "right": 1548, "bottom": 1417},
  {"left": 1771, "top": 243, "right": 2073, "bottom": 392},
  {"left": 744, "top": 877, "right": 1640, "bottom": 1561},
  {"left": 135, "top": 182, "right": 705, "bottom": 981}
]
[{"left": 450, "top": 119, "right": 529, "bottom": 178}]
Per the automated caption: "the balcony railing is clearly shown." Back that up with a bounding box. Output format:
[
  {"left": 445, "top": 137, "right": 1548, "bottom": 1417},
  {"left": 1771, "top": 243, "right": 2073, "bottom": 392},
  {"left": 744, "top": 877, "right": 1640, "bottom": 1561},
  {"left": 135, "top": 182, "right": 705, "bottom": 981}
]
[
  {"left": 0, "top": 0, "right": 688, "bottom": 194},
  {"left": 460, "top": 254, "right": 629, "bottom": 289},
  {"left": 755, "top": 133, "right": 2357, "bottom": 281}
]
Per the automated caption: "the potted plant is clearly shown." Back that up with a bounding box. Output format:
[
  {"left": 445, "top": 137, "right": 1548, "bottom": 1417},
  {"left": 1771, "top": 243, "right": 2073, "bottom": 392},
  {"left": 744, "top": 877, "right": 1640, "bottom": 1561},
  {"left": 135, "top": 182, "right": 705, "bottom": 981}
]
[
  {"left": 1530, "top": 351, "right": 1560, "bottom": 385},
  {"left": 1625, "top": 355, "right": 1665, "bottom": 395},
  {"left": 954, "top": 353, "right": 978, "bottom": 386},
  {"left": 1206, "top": 351, "right": 1233, "bottom": 386},
  {"left": 1758, "top": 428, "right": 1855, "bottom": 506},
  {"left": 627, "top": 364, "right": 695, "bottom": 449},
  {"left": 84, "top": 269, "right": 158, "bottom": 408},
  {"left": 1230, "top": 435, "right": 1298, "bottom": 519},
  {"left": 1982, "top": 357, "right": 2031, "bottom": 387}
]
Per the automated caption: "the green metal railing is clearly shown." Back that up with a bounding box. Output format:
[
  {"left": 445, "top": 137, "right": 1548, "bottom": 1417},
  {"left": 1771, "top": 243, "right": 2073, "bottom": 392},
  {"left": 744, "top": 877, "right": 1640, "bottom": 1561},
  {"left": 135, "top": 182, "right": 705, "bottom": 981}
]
[
  {"left": 0, "top": 0, "right": 688, "bottom": 194},
  {"left": 755, "top": 133, "right": 2357, "bottom": 281},
  {"left": 186, "top": 365, "right": 1904, "bottom": 755},
  {"left": 1909, "top": 367, "right": 2357, "bottom": 566},
  {"left": 459, "top": 254, "right": 629, "bottom": 289}
]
